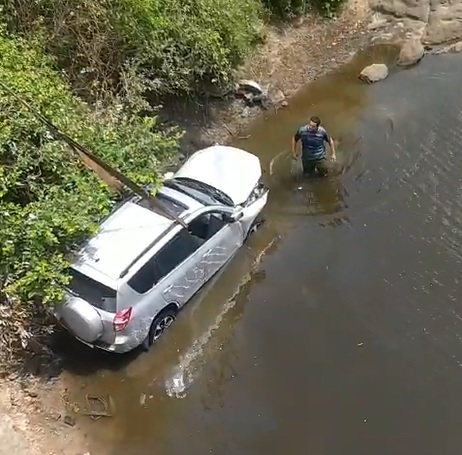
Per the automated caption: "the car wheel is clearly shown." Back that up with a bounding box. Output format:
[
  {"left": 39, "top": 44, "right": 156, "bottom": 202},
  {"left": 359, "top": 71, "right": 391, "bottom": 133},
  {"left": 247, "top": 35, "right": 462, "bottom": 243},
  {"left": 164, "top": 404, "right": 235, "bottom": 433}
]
[
  {"left": 246, "top": 216, "right": 266, "bottom": 239},
  {"left": 148, "top": 307, "right": 177, "bottom": 346}
]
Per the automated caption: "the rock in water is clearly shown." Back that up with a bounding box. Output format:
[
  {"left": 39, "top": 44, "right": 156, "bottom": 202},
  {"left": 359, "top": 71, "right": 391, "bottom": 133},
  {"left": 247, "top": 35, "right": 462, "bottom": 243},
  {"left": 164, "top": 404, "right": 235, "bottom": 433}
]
[
  {"left": 359, "top": 64, "right": 389, "bottom": 83},
  {"left": 397, "top": 39, "right": 425, "bottom": 66},
  {"left": 452, "top": 41, "right": 462, "bottom": 52}
]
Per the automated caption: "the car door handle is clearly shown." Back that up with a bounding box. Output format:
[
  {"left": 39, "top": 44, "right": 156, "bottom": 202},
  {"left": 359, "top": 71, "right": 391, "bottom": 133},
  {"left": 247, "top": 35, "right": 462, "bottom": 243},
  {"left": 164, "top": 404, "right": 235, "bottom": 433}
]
[
  {"left": 163, "top": 285, "right": 173, "bottom": 293},
  {"left": 204, "top": 249, "right": 213, "bottom": 256}
]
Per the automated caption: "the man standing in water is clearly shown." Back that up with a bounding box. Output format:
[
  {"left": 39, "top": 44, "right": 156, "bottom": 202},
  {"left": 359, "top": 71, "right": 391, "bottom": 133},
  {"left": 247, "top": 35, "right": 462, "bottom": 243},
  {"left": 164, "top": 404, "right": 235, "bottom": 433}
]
[{"left": 292, "top": 116, "right": 336, "bottom": 176}]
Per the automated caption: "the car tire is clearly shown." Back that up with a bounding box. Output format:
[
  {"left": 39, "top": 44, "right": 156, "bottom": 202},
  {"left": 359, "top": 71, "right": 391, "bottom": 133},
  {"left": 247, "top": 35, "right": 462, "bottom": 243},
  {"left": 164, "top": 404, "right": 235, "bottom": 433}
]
[
  {"left": 147, "top": 307, "right": 178, "bottom": 347},
  {"left": 246, "top": 216, "right": 266, "bottom": 240}
]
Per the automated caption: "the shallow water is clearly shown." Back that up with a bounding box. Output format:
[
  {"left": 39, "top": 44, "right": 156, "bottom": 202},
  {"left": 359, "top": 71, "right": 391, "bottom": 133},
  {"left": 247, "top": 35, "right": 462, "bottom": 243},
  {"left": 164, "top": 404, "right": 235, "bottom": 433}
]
[{"left": 57, "top": 47, "right": 462, "bottom": 455}]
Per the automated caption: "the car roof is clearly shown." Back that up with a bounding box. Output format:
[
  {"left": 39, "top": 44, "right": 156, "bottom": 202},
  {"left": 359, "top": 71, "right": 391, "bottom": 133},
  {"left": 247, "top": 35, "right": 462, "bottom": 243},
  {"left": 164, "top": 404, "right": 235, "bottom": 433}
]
[{"left": 71, "top": 200, "right": 177, "bottom": 289}]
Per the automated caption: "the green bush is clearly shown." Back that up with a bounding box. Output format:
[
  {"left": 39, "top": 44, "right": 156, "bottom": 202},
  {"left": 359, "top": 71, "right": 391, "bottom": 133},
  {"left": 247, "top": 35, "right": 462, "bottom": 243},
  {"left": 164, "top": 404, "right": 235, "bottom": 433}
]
[
  {"left": 4, "top": 0, "right": 264, "bottom": 97},
  {"left": 113, "top": 0, "right": 264, "bottom": 93},
  {"left": 262, "top": 0, "right": 344, "bottom": 18},
  {"left": 0, "top": 30, "right": 180, "bottom": 306},
  {"left": 262, "top": 0, "right": 307, "bottom": 17}
]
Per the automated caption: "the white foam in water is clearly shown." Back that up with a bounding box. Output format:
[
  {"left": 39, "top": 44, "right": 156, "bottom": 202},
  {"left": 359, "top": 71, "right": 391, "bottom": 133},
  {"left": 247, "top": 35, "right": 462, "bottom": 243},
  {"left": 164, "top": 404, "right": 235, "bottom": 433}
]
[{"left": 164, "top": 296, "right": 238, "bottom": 398}]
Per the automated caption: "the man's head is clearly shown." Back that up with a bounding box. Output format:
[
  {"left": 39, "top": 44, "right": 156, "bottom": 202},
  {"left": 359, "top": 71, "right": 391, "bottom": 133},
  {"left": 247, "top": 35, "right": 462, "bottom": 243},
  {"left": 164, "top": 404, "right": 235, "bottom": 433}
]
[{"left": 308, "top": 116, "right": 321, "bottom": 131}]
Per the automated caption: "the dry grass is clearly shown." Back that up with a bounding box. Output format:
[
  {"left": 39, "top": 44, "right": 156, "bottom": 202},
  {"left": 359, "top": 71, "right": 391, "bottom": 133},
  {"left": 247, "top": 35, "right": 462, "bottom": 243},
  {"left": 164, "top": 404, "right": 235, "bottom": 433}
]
[{"left": 0, "top": 299, "right": 55, "bottom": 377}]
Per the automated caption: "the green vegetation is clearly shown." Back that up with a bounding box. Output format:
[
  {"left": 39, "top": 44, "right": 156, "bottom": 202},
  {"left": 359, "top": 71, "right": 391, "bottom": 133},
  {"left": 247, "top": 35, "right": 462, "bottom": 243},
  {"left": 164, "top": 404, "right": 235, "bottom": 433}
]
[
  {"left": 263, "top": 0, "right": 343, "bottom": 18},
  {"left": 4, "top": 0, "right": 264, "bottom": 97}
]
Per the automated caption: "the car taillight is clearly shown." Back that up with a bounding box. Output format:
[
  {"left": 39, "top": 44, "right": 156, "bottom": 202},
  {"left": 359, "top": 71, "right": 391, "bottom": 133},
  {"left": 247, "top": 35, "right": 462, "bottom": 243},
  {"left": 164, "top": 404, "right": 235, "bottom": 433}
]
[{"left": 113, "top": 307, "right": 132, "bottom": 332}]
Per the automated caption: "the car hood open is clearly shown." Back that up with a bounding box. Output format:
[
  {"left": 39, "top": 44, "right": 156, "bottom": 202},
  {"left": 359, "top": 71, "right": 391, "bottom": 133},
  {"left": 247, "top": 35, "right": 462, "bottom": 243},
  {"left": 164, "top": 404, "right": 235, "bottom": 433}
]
[{"left": 173, "top": 145, "right": 262, "bottom": 206}]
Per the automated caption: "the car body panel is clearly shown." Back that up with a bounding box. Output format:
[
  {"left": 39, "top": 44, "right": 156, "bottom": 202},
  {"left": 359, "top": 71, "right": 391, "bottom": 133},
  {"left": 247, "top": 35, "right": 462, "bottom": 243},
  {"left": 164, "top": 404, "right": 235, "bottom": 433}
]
[{"left": 239, "top": 188, "right": 269, "bottom": 235}]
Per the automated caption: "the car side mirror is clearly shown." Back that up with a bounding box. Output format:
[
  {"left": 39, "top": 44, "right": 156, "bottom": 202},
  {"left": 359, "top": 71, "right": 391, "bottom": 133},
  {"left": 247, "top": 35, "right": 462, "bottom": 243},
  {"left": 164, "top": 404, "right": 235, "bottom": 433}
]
[{"left": 224, "top": 211, "right": 243, "bottom": 223}]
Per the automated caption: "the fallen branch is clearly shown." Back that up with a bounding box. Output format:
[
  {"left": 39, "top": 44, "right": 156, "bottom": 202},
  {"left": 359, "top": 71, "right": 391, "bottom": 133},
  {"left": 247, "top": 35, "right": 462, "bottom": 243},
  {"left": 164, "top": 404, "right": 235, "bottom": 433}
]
[{"left": 222, "top": 123, "right": 235, "bottom": 136}]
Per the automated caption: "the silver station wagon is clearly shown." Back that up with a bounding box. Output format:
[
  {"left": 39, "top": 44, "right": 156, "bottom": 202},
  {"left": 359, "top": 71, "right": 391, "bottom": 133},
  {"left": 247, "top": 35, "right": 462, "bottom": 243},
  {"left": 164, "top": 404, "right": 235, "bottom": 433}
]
[{"left": 53, "top": 145, "right": 269, "bottom": 353}]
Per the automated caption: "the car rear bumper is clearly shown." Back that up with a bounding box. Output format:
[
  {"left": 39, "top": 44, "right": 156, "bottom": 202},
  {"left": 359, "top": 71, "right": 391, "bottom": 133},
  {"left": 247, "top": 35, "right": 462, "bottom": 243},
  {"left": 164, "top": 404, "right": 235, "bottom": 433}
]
[{"left": 54, "top": 314, "right": 137, "bottom": 354}]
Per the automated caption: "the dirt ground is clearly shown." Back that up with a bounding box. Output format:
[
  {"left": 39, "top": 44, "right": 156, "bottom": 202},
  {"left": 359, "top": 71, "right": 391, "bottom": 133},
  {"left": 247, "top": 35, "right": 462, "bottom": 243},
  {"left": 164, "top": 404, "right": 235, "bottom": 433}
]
[
  {"left": 0, "top": 373, "right": 91, "bottom": 455},
  {"left": 0, "top": 2, "right": 373, "bottom": 454}
]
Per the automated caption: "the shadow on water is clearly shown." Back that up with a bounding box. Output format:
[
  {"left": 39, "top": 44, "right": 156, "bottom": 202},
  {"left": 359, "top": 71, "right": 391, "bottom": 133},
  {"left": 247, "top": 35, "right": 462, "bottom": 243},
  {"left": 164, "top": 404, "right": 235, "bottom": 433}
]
[{"left": 53, "top": 46, "right": 462, "bottom": 455}]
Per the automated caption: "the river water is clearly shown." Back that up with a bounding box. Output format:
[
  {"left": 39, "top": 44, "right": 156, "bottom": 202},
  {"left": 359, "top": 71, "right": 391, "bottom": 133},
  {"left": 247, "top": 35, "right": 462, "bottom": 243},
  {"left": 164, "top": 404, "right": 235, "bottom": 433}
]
[{"left": 59, "top": 47, "right": 462, "bottom": 455}]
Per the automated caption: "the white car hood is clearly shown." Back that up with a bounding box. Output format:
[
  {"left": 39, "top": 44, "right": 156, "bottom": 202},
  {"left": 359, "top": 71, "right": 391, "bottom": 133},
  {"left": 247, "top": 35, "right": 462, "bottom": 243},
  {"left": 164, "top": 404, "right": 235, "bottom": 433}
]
[{"left": 173, "top": 145, "right": 262, "bottom": 205}]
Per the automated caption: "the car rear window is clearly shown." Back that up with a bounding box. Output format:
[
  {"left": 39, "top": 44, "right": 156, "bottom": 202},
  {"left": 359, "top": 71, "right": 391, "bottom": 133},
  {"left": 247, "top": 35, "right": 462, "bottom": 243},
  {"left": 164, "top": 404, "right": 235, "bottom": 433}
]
[{"left": 66, "top": 268, "right": 117, "bottom": 313}]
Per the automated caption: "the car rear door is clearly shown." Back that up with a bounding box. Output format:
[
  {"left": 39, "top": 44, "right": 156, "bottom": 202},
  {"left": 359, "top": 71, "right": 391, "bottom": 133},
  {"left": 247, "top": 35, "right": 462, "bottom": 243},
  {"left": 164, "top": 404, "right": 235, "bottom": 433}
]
[
  {"left": 126, "top": 228, "right": 206, "bottom": 313},
  {"left": 154, "top": 229, "right": 207, "bottom": 308}
]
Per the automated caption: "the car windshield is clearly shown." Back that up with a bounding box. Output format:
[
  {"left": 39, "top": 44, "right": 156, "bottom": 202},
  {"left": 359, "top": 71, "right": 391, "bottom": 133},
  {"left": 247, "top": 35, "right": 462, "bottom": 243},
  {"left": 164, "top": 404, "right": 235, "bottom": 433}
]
[
  {"left": 66, "top": 268, "right": 117, "bottom": 312},
  {"left": 165, "top": 177, "right": 233, "bottom": 206}
]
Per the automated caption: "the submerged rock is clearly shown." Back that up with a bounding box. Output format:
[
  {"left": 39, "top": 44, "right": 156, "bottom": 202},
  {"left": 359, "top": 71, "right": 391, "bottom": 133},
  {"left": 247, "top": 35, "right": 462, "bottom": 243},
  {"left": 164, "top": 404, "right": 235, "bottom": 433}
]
[
  {"left": 359, "top": 63, "right": 389, "bottom": 83},
  {"left": 397, "top": 39, "right": 425, "bottom": 66}
]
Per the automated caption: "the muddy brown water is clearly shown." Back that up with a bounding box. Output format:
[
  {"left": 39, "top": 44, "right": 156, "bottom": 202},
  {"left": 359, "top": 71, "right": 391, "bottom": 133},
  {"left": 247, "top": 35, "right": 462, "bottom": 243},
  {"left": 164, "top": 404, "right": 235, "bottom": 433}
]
[{"left": 56, "top": 46, "right": 462, "bottom": 455}]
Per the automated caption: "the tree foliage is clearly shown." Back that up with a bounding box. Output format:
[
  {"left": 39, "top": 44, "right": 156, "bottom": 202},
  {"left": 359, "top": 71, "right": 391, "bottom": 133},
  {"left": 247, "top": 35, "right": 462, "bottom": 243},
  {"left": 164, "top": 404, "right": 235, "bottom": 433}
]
[
  {"left": 0, "top": 30, "right": 180, "bottom": 306},
  {"left": 4, "top": 0, "right": 264, "bottom": 97},
  {"left": 262, "top": 0, "right": 344, "bottom": 18}
]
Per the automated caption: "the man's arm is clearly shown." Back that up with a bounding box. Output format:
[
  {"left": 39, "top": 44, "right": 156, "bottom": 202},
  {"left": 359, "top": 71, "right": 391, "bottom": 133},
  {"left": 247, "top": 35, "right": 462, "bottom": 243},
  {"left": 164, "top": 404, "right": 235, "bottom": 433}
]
[
  {"left": 324, "top": 131, "right": 336, "bottom": 162},
  {"left": 329, "top": 137, "right": 336, "bottom": 161},
  {"left": 292, "top": 129, "right": 301, "bottom": 159}
]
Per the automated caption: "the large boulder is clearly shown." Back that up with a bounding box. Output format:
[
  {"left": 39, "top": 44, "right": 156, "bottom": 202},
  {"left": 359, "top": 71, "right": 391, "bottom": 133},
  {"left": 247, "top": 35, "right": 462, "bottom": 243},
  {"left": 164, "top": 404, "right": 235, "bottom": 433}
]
[
  {"left": 368, "top": 0, "right": 430, "bottom": 23},
  {"left": 397, "top": 38, "right": 425, "bottom": 66},
  {"left": 424, "top": 0, "right": 462, "bottom": 45},
  {"left": 369, "top": 0, "right": 462, "bottom": 46},
  {"left": 359, "top": 63, "right": 389, "bottom": 83}
]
